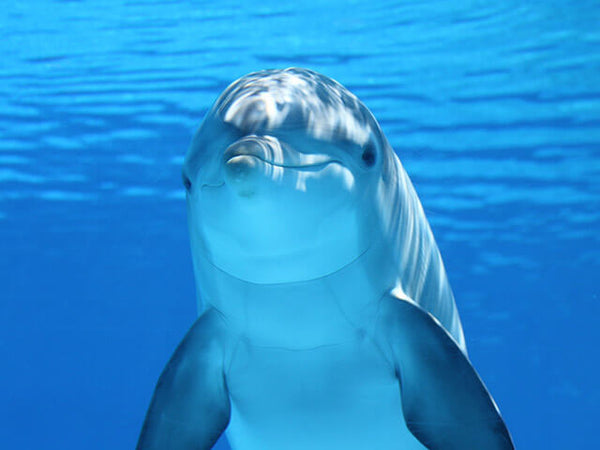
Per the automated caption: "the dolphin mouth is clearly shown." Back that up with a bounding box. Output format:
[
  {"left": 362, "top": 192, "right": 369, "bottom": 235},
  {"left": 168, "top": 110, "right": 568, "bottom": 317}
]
[
  {"left": 200, "top": 158, "right": 340, "bottom": 190},
  {"left": 200, "top": 181, "right": 225, "bottom": 189},
  {"left": 222, "top": 135, "right": 339, "bottom": 171},
  {"left": 225, "top": 153, "right": 339, "bottom": 171}
]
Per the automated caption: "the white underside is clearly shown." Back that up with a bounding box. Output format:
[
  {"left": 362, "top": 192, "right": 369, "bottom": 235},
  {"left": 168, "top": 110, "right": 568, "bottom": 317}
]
[{"left": 223, "top": 335, "right": 427, "bottom": 450}]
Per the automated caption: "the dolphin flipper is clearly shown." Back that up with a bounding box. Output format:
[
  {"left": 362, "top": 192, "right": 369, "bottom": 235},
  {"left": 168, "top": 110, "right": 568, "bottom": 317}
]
[
  {"left": 137, "top": 309, "right": 230, "bottom": 449},
  {"left": 376, "top": 295, "right": 514, "bottom": 450}
]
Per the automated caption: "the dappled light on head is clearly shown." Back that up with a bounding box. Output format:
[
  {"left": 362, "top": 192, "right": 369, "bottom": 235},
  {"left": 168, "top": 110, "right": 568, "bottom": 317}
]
[{"left": 217, "top": 68, "right": 373, "bottom": 146}]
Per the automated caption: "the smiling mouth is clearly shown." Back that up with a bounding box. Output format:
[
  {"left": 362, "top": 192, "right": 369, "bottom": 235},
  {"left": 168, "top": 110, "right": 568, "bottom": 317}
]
[
  {"left": 222, "top": 134, "right": 339, "bottom": 171},
  {"left": 225, "top": 153, "right": 339, "bottom": 171},
  {"left": 200, "top": 157, "right": 340, "bottom": 190}
]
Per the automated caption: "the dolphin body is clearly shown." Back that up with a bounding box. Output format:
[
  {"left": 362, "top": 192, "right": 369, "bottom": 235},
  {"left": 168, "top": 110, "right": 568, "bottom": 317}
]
[{"left": 138, "top": 68, "right": 513, "bottom": 449}]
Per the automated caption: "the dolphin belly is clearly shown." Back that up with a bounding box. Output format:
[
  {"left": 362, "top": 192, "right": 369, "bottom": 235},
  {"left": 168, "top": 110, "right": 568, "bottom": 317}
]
[{"left": 225, "top": 336, "right": 426, "bottom": 450}]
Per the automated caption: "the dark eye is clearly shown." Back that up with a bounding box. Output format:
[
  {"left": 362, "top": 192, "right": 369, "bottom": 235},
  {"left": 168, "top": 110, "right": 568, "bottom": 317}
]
[
  {"left": 361, "top": 143, "right": 376, "bottom": 168},
  {"left": 182, "top": 172, "right": 192, "bottom": 192}
]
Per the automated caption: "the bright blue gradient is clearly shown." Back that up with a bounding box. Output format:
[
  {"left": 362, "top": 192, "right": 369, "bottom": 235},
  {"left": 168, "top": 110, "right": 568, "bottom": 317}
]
[{"left": 1, "top": 1, "right": 598, "bottom": 449}]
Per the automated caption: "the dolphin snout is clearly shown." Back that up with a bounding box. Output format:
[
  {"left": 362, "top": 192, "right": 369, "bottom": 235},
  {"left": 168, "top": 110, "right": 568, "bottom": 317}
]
[
  {"left": 221, "top": 135, "right": 338, "bottom": 198},
  {"left": 223, "top": 136, "right": 271, "bottom": 164},
  {"left": 222, "top": 137, "right": 274, "bottom": 197}
]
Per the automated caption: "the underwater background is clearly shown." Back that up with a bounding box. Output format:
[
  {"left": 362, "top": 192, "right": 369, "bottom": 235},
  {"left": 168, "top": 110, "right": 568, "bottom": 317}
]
[{"left": 1, "top": 0, "right": 598, "bottom": 448}]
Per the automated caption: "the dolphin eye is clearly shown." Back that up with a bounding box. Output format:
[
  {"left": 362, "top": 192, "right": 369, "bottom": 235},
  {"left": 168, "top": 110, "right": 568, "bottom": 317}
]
[
  {"left": 182, "top": 172, "right": 192, "bottom": 192},
  {"left": 361, "top": 143, "right": 376, "bottom": 168}
]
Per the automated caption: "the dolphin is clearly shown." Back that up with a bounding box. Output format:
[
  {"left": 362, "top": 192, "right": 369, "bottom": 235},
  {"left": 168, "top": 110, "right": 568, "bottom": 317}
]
[{"left": 137, "top": 68, "right": 514, "bottom": 449}]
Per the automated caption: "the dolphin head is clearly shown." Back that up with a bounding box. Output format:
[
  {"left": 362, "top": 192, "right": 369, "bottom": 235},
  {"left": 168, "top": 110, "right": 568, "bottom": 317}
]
[{"left": 183, "top": 68, "right": 392, "bottom": 284}]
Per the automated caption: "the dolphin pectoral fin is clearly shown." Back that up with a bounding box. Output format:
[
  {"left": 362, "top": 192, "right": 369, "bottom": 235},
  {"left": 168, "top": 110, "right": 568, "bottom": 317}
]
[
  {"left": 137, "top": 309, "right": 230, "bottom": 450},
  {"left": 376, "top": 296, "right": 514, "bottom": 450}
]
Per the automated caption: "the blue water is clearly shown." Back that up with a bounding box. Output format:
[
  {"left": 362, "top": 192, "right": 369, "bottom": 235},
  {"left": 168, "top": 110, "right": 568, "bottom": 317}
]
[{"left": 1, "top": 1, "right": 598, "bottom": 448}]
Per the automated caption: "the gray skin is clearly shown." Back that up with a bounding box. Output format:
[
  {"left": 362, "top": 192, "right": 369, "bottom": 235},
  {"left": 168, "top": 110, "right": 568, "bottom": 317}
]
[{"left": 137, "top": 68, "right": 514, "bottom": 449}]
